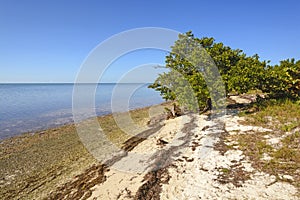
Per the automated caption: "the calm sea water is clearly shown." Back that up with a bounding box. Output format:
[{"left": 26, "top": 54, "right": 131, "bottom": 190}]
[{"left": 0, "top": 83, "right": 163, "bottom": 140}]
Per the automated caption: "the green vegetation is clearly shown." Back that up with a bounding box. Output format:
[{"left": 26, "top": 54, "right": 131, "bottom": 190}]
[
  {"left": 149, "top": 30, "right": 300, "bottom": 193},
  {"left": 236, "top": 100, "right": 300, "bottom": 190},
  {"left": 264, "top": 59, "right": 300, "bottom": 99},
  {"left": 149, "top": 31, "right": 300, "bottom": 111},
  {"left": 242, "top": 99, "right": 300, "bottom": 131}
]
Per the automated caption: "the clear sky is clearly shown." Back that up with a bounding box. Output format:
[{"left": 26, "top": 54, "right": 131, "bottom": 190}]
[{"left": 0, "top": 0, "right": 299, "bottom": 83}]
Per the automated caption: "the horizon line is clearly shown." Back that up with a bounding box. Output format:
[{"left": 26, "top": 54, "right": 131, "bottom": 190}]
[{"left": 0, "top": 82, "right": 154, "bottom": 84}]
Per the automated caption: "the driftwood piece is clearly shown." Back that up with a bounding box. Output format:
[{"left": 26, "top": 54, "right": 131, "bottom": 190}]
[{"left": 165, "top": 103, "right": 182, "bottom": 120}]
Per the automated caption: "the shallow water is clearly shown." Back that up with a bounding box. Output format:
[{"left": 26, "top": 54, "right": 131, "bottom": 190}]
[{"left": 0, "top": 83, "right": 163, "bottom": 139}]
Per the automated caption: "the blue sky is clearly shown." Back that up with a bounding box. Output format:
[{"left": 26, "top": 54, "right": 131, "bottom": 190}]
[{"left": 0, "top": 0, "right": 299, "bottom": 83}]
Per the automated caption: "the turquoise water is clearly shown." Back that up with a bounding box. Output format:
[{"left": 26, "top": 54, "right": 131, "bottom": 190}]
[{"left": 0, "top": 83, "right": 163, "bottom": 140}]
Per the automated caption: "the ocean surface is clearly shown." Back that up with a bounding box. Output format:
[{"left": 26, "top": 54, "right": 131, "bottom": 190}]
[{"left": 0, "top": 83, "right": 163, "bottom": 140}]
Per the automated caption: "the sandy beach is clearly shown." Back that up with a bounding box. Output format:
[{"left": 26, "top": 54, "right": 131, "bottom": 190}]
[
  {"left": 1, "top": 97, "right": 299, "bottom": 200},
  {"left": 86, "top": 113, "right": 298, "bottom": 200}
]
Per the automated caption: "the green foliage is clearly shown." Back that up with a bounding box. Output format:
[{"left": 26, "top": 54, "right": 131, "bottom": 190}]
[
  {"left": 228, "top": 55, "right": 267, "bottom": 94},
  {"left": 149, "top": 32, "right": 214, "bottom": 111},
  {"left": 263, "top": 59, "right": 300, "bottom": 99},
  {"left": 149, "top": 31, "right": 300, "bottom": 111}
]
